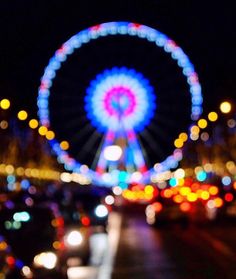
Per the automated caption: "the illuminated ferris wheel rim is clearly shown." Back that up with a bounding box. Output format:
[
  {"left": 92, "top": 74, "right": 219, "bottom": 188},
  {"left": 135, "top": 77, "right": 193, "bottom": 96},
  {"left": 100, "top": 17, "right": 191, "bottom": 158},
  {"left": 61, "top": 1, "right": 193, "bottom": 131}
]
[{"left": 37, "top": 21, "right": 203, "bottom": 185}]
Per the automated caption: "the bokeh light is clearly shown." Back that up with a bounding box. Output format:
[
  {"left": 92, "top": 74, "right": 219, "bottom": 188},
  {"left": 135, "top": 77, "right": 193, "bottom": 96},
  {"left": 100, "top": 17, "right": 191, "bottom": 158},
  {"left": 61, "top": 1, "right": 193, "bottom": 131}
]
[
  {"left": 179, "top": 132, "right": 188, "bottom": 142},
  {"left": 60, "top": 141, "right": 70, "bottom": 150},
  {"left": 103, "top": 145, "right": 123, "bottom": 161},
  {"left": 29, "top": 119, "right": 39, "bottom": 129},
  {"left": 38, "top": 126, "right": 48, "bottom": 136},
  {"left": 208, "top": 111, "right": 218, "bottom": 122},
  {"left": 220, "top": 101, "right": 232, "bottom": 114},
  {"left": 198, "top": 119, "right": 208, "bottom": 129},
  {"left": 0, "top": 120, "right": 8, "bottom": 129},
  {"left": 0, "top": 99, "right": 10, "bottom": 110},
  {"left": 46, "top": 130, "right": 55, "bottom": 140},
  {"left": 17, "top": 110, "right": 28, "bottom": 121},
  {"left": 174, "top": 139, "right": 184, "bottom": 148}
]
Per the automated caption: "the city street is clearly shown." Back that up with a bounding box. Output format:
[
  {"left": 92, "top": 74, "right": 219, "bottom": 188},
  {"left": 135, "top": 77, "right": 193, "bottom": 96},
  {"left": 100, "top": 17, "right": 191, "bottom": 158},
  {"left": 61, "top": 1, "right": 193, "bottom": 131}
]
[
  {"left": 112, "top": 208, "right": 236, "bottom": 279},
  {"left": 0, "top": 2, "right": 235, "bottom": 279},
  {"left": 69, "top": 208, "right": 236, "bottom": 279}
]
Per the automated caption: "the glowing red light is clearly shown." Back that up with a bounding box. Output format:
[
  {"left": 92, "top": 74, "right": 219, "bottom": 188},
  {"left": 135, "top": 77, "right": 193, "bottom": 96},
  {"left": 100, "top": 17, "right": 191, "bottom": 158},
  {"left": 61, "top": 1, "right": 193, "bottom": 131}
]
[
  {"left": 81, "top": 216, "right": 91, "bottom": 226},
  {"left": 91, "top": 25, "right": 101, "bottom": 31},
  {"left": 96, "top": 166, "right": 104, "bottom": 174},
  {"left": 57, "top": 217, "right": 64, "bottom": 227},
  {"left": 131, "top": 23, "right": 141, "bottom": 29},
  {"left": 139, "top": 165, "right": 147, "bottom": 173},
  {"left": 225, "top": 193, "right": 234, "bottom": 202},
  {"left": 58, "top": 46, "right": 66, "bottom": 53},
  {"left": 184, "top": 178, "right": 193, "bottom": 187},
  {"left": 6, "top": 256, "right": 15, "bottom": 266}
]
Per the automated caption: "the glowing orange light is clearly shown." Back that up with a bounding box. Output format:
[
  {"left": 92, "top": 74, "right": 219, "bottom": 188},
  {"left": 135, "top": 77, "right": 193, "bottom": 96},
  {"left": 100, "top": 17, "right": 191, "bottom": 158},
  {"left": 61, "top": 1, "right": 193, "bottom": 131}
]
[
  {"left": 163, "top": 189, "right": 173, "bottom": 198},
  {"left": 144, "top": 193, "right": 154, "bottom": 200},
  {"left": 51, "top": 217, "right": 64, "bottom": 227},
  {"left": 208, "top": 111, "right": 218, "bottom": 122},
  {"left": 198, "top": 119, "right": 208, "bottom": 129},
  {"left": 29, "top": 119, "right": 39, "bottom": 129},
  {"left": 179, "top": 132, "right": 188, "bottom": 142},
  {"left": 214, "top": 197, "right": 223, "bottom": 208},
  {"left": 180, "top": 202, "right": 191, "bottom": 212},
  {"left": 174, "top": 138, "right": 183, "bottom": 148},
  {"left": 0, "top": 241, "right": 8, "bottom": 251},
  {"left": 196, "top": 189, "right": 203, "bottom": 198},
  {"left": 17, "top": 110, "right": 28, "bottom": 121},
  {"left": 173, "top": 194, "right": 184, "bottom": 203},
  {"left": 191, "top": 183, "right": 200, "bottom": 191},
  {"left": 209, "top": 186, "right": 219, "bottom": 195},
  {"left": 53, "top": 241, "right": 61, "bottom": 250},
  {"left": 153, "top": 202, "right": 163, "bottom": 212},
  {"left": 233, "top": 182, "right": 236, "bottom": 190},
  {"left": 38, "top": 126, "right": 48, "bottom": 136},
  {"left": 51, "top": 219, "right": 58, "bottom": 227},
  {"left": 60, "top": 141, "right": 70, "bottom": 150},
  {"left": 46, "top": 130, "right": 55, "bottom": 140},
  {"left": 190, "top": 125, "right": 200, "bottom": 134}
]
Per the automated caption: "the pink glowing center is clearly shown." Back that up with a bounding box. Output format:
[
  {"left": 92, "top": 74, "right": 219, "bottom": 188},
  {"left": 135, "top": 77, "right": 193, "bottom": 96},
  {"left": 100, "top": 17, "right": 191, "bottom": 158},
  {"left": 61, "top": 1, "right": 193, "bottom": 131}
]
[{"left": 104, "top": 86, "right": 137, "bottom": 118}]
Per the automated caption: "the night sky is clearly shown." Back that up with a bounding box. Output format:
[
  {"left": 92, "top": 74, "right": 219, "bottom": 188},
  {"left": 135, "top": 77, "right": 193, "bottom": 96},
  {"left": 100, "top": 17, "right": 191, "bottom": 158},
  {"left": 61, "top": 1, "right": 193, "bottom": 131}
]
[{"left": 0, "top": 1, "right": 235, "bottom": 166}]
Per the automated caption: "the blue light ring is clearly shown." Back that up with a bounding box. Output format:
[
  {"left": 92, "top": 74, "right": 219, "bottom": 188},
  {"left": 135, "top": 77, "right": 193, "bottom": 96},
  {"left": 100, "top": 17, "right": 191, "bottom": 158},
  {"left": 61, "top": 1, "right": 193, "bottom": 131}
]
[{"left": 37, "top": 22, "right": 203, "bottom": 184}]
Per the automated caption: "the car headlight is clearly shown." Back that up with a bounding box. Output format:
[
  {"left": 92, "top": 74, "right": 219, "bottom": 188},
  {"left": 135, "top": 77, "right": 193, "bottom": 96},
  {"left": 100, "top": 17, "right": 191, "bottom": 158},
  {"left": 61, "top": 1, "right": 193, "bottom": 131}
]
[
  {"left": 65, "top": 230, "right": 83, "bottom": 247},
  {"left": 34, "top": 252, "right": 57, "bottom": 269},
  {"left": 94, "top": 205, "right": 108, "bottom": 218}
]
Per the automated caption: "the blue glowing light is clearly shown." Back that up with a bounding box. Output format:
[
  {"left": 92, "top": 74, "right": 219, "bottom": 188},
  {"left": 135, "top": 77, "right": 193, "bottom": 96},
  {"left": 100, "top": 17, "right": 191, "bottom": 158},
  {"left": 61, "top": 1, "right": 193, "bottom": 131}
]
[
  {"left": 85, "top": 67, "right": 155, "bottom": 133},
  {"left": 21, "top": 179, "right": 30, "bottom": 190},
  {"left": 222, "top": 176, "right": 231, "bottom": 186},
  {"left": 196, "top": 171, "right": 207, "bottom": 182},
  {"left": 7, "top": 175, "right": 15, "bottom": 184},
  {"left": 169, "top": 177, "right": 177, "bottom": 187}
]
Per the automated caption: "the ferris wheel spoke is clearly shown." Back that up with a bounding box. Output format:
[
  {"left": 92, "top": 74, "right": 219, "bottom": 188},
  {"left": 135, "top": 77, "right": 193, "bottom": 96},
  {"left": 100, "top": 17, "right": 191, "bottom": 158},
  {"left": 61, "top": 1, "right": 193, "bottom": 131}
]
[
  {"left": 140, "top": 129, "right": 166, "bottom": 160},
  {"left": 37, "top": 21, "right": 203, "bottom": 185},
  {"left": 69, "top": 122, "right": 98, "bottom": 145},
  {"left": 73, "top": 129, "right": 101, "bottom": 162}
]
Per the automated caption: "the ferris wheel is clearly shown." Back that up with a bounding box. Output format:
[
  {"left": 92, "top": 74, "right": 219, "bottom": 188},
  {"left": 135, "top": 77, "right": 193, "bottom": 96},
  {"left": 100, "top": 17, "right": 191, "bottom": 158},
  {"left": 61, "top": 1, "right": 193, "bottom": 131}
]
[{"left": 37, "top": 22, "right": 203, "bottom": 186}]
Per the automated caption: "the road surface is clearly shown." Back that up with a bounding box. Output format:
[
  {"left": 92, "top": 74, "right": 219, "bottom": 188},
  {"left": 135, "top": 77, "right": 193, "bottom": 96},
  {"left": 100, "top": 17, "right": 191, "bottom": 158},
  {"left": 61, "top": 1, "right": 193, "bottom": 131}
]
[{"left": 112, "top": 206, "right": 236, "bottom": 279}]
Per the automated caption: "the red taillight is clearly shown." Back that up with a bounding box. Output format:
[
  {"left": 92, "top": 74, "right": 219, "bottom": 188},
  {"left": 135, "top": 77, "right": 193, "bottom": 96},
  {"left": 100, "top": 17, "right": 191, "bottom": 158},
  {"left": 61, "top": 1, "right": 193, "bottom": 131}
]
[
  {"left": 225, "top": 193, "right": 234, "bottom": 202},
  {"left": 6, "top": 256, "right": 15, "bottom": 266},
  {"left": 153, "top": 202, "right": 163, "bottom": 212},
  {"left": 180, "top": 202, "right": 191, "bottom": 212},
  {"left": 81, "top": 216, "right": 91, "bottom": 226}
]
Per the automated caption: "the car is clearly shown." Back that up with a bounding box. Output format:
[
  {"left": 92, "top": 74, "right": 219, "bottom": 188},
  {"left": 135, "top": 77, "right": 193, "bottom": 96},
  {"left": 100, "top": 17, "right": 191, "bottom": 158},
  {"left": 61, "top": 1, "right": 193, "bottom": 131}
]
[
  {"left": 53, "top": 184, "right": 111, "bottom": 231},
  {"left": 145, "top": 199, "right": 189, "bottom": 227},
  {"left": 51, "top": 184, "right": 111, "bottom": 270},
  {"left": 0, "top": 201, "right": 66, "bottom": 278}
]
